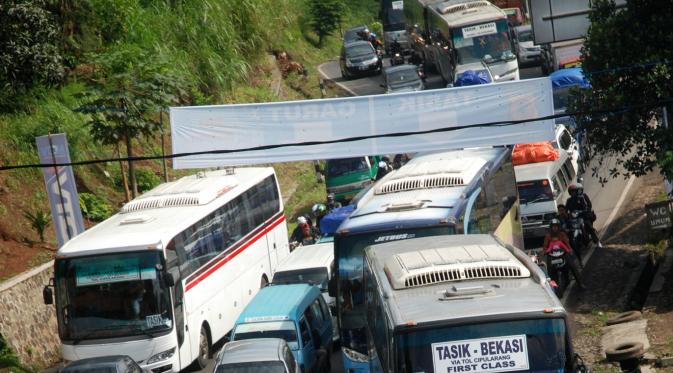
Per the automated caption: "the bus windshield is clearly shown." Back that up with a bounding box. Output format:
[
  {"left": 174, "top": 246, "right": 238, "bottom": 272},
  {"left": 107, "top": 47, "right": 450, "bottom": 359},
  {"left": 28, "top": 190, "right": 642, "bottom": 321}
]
[
  {"left": 396, "top": 318, "right": 568, "bottom": 372},
  {"left": 55, "top": 251, "right": 172, "bottom": 341},
  {"left": 336, "top": 226, "right": 455, "bottom": 353},
  {"left": 452, "top": 20, "right": 513, "bottom": 64},
  {"left": 383, "top": 7, "right": 405, "bottom": 30}
]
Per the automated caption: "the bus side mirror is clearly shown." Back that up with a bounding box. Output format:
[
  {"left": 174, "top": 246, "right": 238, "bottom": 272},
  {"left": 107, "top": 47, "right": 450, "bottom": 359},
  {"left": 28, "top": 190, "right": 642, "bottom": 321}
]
[
  {"left": 328, "top": 277, "right": 336, "bottom": 297},
  {"left": 43, "top": 286, "right": 53, "bottom": 305},
  {"left": 165, "top": 272, "right": 176, "bottom": 287}
]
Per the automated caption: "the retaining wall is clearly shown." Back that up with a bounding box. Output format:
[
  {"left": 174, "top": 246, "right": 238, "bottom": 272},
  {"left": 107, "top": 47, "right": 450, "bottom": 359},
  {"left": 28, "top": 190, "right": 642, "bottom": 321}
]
[{"left": 0, "top": 260, "right": 60, "bottom": 369}]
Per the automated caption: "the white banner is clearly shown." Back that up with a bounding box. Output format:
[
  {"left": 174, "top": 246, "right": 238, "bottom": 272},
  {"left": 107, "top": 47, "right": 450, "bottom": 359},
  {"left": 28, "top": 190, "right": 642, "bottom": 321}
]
[
  {"left": 170, "top": 78, "right": 555, "bottom": 169},
  {"left": 432, "top": 335, "right": 529, "bottom": 373}
]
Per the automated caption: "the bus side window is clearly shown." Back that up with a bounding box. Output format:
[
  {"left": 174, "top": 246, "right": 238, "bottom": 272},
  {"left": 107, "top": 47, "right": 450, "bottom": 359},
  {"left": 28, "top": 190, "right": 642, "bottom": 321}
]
[{"left": 563, "top": 158, "right": 576, "bottom": 181}]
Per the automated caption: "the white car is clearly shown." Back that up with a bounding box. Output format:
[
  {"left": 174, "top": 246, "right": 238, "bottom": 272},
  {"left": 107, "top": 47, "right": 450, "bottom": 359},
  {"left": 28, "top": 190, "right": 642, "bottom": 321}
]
[{"left": 514, "top": 25, "right": 541, "bottom": 66}]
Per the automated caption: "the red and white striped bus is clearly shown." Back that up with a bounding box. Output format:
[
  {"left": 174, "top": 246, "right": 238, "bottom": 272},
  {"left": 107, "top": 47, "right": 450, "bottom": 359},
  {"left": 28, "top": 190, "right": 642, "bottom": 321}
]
[{"left": 48, "top": 168, "right": 289, "bottom": 372}]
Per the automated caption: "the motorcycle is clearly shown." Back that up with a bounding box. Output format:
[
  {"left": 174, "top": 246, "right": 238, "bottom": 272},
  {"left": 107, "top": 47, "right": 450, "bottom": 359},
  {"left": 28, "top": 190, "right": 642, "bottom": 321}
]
[
  {"left": 545, "top": 242, "right": 570, "bottom": 297},
  {"left": 390, "top": 51, "right": 405, "bottom": 66},
  {"left": 568, "top": 211, "right": 587, "bottom": 263}
]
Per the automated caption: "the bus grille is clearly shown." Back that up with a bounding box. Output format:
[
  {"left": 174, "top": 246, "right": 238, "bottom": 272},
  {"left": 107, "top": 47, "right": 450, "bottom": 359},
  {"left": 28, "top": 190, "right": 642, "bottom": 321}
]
[{"left": 402, "top": 264, "right": 523, "bottom": 289}]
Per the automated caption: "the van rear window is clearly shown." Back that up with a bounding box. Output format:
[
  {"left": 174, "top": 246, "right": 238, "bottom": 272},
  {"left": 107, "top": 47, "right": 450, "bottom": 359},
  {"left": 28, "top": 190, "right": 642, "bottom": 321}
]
[{"left": 517, "top": 180, "right": 553, "bottom": 204}]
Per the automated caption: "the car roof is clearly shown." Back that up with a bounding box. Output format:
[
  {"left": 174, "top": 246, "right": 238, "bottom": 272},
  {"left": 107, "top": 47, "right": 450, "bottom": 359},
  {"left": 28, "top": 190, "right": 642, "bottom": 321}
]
[
  {"left": 62, "top": 356, "right": 130, "bottom": 371},
  {"left": 217, "top": 339, "right": 283, "bottom": 365},
  {"left": 384, "top": 65, "right": 418, "bottom": 74},
  {"left": 237, "top": 284, "right": 320, "bottom": 323},
  {"left": 344, "top": 40, "right": 373, "bottom": 49},
  {"left": 275, "top": 243, "right": 333, "bottom": 273}
]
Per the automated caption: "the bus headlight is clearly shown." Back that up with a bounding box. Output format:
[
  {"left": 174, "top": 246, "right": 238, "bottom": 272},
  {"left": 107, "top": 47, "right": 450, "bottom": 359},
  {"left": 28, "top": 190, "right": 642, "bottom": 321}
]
[
  {"left": 147, "top": 347, "right": 176, "bottom": 364},
  {"left": 343, "top": 347, "right": 369, "bottom": 363}
]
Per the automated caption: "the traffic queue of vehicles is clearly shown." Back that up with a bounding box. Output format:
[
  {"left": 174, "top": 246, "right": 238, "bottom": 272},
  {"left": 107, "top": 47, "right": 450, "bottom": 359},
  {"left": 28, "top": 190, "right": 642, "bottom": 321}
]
[{"left": 44, "top": 2, "right": 596, "bottom": 372}]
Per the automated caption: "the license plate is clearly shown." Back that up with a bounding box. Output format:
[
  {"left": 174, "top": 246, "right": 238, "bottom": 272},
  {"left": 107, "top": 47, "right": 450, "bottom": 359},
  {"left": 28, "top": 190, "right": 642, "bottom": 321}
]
[{"left": 359, "top": 66, "right": 368, "bottom": 71}]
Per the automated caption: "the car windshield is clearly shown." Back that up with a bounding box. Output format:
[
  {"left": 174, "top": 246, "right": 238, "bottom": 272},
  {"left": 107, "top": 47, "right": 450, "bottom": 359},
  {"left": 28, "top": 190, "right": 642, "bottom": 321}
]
[
  {"left": 396, "top": 318, "right": 568, "bottom": 372},
  {"left": 234, "top": 321, "right": 299, "bottom": 350},
  {"left": 517, "top": 29, "right": 533, "bottom": 43},
  {"left": 452, "top": 20, "right": 513, "bottom": 64},
  {"left": 346, "top": 44, "right": 374, "bottom": 58},
  {"left": 517, "top": 180, "right": 554, "bottom": 204},
  {"left": 54, "top": 251, "right": 173, "bottom": 341},
  {"left": 216, "top": 361, "right": 287, "bottom": 373},
  {"left": 553, "top": 86, "right": 571, "bottom": 112},
  {"left": 336, "top": 226, "right": 456, "bottom": 354},
  {"left": 273, "top": 267, "right": 329, "bottom": 291},
  {"left": 326, "top": 158, "right": 368, "bottom": 177},
  {"left": 386, "top": 68, "right": 420, "bottom": 85}
]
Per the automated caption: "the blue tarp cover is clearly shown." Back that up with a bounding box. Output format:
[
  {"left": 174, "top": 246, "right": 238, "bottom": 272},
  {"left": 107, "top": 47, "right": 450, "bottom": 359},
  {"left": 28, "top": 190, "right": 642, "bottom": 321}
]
[
  {"left": 455, "top": 70, "right": 492, "bottom": 87},
  {"left": 550, "top": 68, "right": 590, "bottom": 89},
  {"left": 320, "top": 205, "right": 355, "bottom": 234}
]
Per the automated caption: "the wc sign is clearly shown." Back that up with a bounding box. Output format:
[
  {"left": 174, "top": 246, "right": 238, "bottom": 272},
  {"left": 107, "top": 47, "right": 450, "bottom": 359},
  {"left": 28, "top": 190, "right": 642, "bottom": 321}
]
[{"left": 645, "top": 201, "right": 673, "bottom": 231}]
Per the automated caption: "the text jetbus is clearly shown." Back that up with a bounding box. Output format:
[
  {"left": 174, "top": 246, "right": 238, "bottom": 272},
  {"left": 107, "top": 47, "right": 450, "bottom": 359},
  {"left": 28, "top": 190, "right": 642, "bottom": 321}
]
[
  {"left": 45, "top": 168, "right": 289, "bottom": 372},
  {"left": 363, "top": 234, "right": 584, "bottom": 372},
  {"left": 330, "top": 147, "right": 523, "bottom": 372}
]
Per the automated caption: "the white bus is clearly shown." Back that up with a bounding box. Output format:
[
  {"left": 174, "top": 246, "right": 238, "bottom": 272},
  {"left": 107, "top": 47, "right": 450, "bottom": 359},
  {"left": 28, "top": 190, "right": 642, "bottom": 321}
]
[{"left": 44, "top": 168, "right": 290, "bottom": 372}]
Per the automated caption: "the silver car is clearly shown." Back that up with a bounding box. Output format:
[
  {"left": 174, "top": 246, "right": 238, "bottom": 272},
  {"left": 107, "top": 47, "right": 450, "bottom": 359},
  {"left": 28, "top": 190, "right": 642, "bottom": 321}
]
[
  {"left": 514, "top": 25, "right": 542, "bottom": 67},
  {"left": 382, "top": 64, "right": 424, "bottom": 93},
  {"left": 213, "top": 338, "right": 300, "bottom": 373}
]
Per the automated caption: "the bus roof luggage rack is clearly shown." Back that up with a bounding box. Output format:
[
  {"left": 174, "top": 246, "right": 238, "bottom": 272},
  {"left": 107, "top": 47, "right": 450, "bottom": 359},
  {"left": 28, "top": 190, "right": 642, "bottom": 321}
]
[{"left": 385, "top": 244, "right": 530, "bottom": 289}]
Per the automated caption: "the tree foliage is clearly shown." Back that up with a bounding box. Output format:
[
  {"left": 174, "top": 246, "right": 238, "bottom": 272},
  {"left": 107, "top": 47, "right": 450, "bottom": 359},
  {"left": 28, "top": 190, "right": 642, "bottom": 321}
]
[
  {"left": 0, "top": 0, "right": 64, "bottom": 107},
  {"left": 76, "top": 47, "right": 186, "bottom": 196},
  {"left": 570, "top": 0, "right": 673, "bottom": 182},
  {"left": 307, "top": 0, "right": 345, "bottom": 46},
  {"left": 23, "top": 208, "right": 51, "bottom": 242}
]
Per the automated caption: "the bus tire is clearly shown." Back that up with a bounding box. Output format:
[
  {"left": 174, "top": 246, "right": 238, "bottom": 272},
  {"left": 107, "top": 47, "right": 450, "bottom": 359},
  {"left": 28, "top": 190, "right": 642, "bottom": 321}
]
[
  {"left": 261, "top": 274, "right": 269, "bottom": 288},
  {"left": 197, "top": 324, "right": 211, "bottom": 369}
]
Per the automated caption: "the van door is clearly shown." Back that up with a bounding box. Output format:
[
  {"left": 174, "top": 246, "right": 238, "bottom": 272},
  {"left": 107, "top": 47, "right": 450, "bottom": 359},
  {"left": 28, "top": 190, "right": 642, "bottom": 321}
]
[{"left": 298, "top": 316, "right": 316, "bottom": 372}]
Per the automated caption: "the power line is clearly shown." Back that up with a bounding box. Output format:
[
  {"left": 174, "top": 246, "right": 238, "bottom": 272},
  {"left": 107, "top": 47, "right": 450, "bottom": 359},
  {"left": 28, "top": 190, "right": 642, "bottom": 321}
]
[{"left": 2, "top": 96, "right": 672, "bottom": 172}]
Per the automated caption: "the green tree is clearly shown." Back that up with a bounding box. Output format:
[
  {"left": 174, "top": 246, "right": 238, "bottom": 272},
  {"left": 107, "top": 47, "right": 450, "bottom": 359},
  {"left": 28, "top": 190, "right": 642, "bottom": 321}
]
[
  {"left": 0, "top": 0, "right": 64, "bottom": 107},
  {"left": 76, "top": 47, "right": 185, "bottom": 198},
  {"left": 307, "top": 0, "right": 345, "bottom": 47},
  {"left": 570, "top": 0, "right": 673, "bottom": 183}
]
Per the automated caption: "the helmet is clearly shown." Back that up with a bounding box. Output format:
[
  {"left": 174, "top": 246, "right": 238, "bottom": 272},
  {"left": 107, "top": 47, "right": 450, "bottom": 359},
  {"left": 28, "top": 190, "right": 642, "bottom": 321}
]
[
  {"left": 312, "top": 203, "right": 327, "bottom": 216},
  {"left": 327, "top": 193, "right": 336, "bottom": 202},
  {"left": 297, "top": 216, "right": 307, "bottom": 225},
  {"left": 378, "top": 160, "right": 387, "bottom": 168},
  {"left": 550, "top": 218, "right": 561, "bottom": 227}
]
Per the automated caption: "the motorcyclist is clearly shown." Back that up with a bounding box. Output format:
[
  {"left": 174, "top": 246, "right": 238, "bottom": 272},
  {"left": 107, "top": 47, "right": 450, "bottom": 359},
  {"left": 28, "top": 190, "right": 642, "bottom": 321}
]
[
  {"left": 566, "top": 183, "right": 602, "bottom": 248},
  {"left": 326, "top": 193, "right": 342, "bottom": 211},
  {"left": 390, "top": 39, "right": 402, "bottom": 59},
  {"left": 290, "top": 216, "right": 318, "bottom": 245},
  {"left": 556, "top": 204, "right": 570, "bottom": 232},
  {"left": 311, "top": 203, "right": 328, "bottom": 230},
  {"left": 376, "top": 160, "right": 391, "bottom": 181},
  {"left": 543, "top": 219, "right": 586, "bottom": 290},
  {"left": 359, "top": 28, "right": 382, "bottom": 49}
]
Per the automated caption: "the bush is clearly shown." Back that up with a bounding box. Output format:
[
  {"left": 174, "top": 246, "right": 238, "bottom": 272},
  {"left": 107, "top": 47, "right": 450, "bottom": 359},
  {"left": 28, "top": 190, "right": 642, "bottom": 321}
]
[
  {"left": 79, "top": 192, "right": 113, "bottom": 222},
  {"left": 135, "top": 168, "right": 161, "bottom": 193}
]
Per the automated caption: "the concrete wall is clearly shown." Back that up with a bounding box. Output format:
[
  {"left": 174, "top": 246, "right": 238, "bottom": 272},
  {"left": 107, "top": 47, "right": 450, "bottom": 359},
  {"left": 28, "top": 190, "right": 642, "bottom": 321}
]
[{"left": 0, "top": 260, "right": 60, "bottom": 369}]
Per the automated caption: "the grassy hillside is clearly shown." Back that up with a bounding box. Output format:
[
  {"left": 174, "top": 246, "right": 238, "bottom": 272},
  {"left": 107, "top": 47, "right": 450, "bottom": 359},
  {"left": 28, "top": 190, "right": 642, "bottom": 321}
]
[{"left": 0, "top": 0, "right": 379, "bottom": 280}]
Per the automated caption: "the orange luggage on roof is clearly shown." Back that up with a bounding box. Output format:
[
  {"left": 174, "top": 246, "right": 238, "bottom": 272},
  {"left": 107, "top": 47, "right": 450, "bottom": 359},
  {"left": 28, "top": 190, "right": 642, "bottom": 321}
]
[{"left": 512, "top": 142, "right": 559, "bottom": 166}]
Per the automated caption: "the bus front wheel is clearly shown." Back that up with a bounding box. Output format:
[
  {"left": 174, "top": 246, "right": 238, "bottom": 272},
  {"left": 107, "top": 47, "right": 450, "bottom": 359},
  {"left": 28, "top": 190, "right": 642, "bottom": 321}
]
[{"left": 197, "top": 325, "right": 211, "bottom": 369}]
